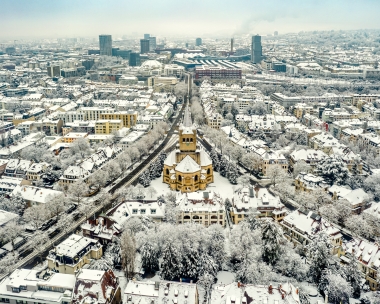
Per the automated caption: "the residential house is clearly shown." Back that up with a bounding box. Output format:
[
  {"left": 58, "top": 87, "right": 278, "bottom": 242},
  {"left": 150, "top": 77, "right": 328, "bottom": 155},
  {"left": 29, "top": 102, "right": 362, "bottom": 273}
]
[
  {"left": 124, "top": 280, "right": 198, "bottom": 304},
  {"left": 0, "top": 269, "right": 75, "bottom": 304},
  {"left": 280, "top": 209, "right": 342, "bottom": 254},
  {"left": 294, "top": 172, "right": 329, "bottom": 193},
  {"left": 230, "top": 186, "right": 286, "bottom": 224},
  {"left": 72, "top": 269, "right": 121, "bottom": 304},
  {"left": 47, "top": 234, "right": 103, "bottom": 275}
]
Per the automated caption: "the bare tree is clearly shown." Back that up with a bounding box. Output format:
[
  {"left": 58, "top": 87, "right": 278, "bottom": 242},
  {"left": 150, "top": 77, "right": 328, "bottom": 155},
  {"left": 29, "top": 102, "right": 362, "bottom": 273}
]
[
  {"left": 68, "top": 181, "right": 88, "bottom": 204},
  {"left": 47, "top": 193, "right": 66, "bottom": 220},
  {"left": 267, "top": 166, "right": 288, "bottom": 188},
  {"left": 120, "top": 230, "right": 136, "bottom": 279},
  {"left": 23, "top": 205, "right": 48, "bottom": 230}
]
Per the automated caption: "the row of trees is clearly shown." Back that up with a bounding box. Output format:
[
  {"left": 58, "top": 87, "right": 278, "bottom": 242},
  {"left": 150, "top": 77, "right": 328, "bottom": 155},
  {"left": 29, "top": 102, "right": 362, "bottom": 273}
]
[{"left": 139, "top": 153, "right": 166, "bottom": 187}]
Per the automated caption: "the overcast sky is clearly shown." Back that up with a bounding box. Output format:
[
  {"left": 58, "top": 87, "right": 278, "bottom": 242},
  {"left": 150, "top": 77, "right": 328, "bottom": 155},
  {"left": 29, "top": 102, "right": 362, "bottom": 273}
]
[{"left": 1, "top": 0, "right": 380, "bottom": 39}]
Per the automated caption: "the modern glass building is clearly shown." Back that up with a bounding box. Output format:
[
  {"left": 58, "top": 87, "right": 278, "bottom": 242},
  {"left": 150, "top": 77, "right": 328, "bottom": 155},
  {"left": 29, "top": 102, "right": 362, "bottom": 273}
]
[{"left": 99, "top": 34, "right": 112, "bottom": 56}]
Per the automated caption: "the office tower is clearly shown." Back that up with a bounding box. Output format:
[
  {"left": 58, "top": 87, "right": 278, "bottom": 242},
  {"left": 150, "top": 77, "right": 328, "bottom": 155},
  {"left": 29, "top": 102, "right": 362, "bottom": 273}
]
[
  {"left": 99, "top": 34, "right": 112, "bottom": 56},
  {"left": 129, "top": 52, "right": 141, "bottom": 66},
  {"left": 140, "top": 39, "right": 150, "bottom": 54},
  {"left": 144, "top": 34, "right": 150, "bottom": 40},
  {"left": 231, "top": 38, "right": 234, "bottom": 53},
  {"left": 149, "top": 37, "right": 157, "bottom": 51},
  {"left": 274, "top": 31, "right": 279, "bottom": 36},
  {"left": 251, "top": 35, "right": 262, "bottom": 64},
  {"left": 112, "top": 47, "right": 120, "bottom": 56},
  {"left": 195, "top": 38, "right": 202, "bottom": 46},
  {"left": 47, "top": 65, "right": 61, "bottom": 77}
]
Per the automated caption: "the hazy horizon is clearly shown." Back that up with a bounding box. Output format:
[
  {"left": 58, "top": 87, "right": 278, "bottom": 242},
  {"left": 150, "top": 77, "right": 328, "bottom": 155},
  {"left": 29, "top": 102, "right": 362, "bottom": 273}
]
[{"left": 1, "top": 0, "right": 380, "bottom": 40}]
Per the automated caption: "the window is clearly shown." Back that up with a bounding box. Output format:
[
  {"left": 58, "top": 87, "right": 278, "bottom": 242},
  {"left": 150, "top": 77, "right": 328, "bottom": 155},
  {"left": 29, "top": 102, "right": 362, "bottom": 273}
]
[
  {"left": 0, "top": 298, "right": 9, "bottom": 303},
  {"left": 20, "top": 286, "right": 26, "bottom": 291},
  {"left": 132, "top": 209, "right": 138, "bottom": 214},
  {"left": 151, "top": 209, "right": 156, "bottom": 214},
  {"left": 140, "top": 209, "right": 146, "bottom": 214},
  {"left": 12, "top": 287, "right": 20, "bottom": 293}
]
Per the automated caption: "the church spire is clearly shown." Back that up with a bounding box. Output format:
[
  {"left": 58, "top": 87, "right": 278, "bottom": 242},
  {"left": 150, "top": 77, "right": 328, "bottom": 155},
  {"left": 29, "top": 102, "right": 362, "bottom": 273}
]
[{"left": 183, "top": 105, "right": 192, "bottom": 127}]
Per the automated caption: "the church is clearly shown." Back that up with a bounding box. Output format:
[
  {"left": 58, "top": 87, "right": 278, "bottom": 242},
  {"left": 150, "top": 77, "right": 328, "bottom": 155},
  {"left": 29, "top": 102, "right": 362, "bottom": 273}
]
[{"left": 163, "top": 106, "right": 214, "bottom": 192}]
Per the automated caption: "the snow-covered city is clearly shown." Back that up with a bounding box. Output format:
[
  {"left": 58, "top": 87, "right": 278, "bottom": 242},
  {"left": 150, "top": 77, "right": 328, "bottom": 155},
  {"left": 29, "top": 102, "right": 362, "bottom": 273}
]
[{"left": 1, "top": 1, "right": 380, "bottom": 303}]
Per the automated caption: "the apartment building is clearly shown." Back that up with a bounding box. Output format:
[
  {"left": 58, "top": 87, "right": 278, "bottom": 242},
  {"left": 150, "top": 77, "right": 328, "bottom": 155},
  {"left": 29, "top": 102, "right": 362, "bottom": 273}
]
[
  {"left": 294, "top": 172, "right": 329, "bottom": 192},
  {"left": 100, "top": 111, "right": 138, "bottom": 128},
  {"left": 0, "top": 269, "right": 75, "bottom": 304},
  {"left": 293, "top": 103, "right": 314, "bottom": 118},
  {"left": 281, "top": 209, "right": 342, "bottom": 254},
  {"left": 177, "top": 191, "right": 225, "bottom": 227},
  {"left": 47, "top": 234, "right": 102, "bottom": 274},
  {"left": 95, "top": 120, "right": 123, "bottom": 134},
  {"left": 62, "top": 132, "right": 88, "bottom": 143},
  {"left": 230, "top": 186, "right": 286, "bottom": 224}
]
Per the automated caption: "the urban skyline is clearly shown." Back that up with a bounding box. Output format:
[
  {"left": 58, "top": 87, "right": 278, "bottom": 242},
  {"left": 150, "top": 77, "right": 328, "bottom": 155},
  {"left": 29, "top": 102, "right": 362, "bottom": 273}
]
[{"left": 1, "top": 0, "right": 380, "bottom": 39}]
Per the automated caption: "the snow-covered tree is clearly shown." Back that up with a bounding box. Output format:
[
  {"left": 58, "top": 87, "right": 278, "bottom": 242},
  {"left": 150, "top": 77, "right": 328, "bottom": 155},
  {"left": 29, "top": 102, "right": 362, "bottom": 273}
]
[
  {"left": 275, "top": 243, "right": 309, "bottom": 281},
  {"left": 68, "top": 181, "right": 88, "bottom": 204},
  {"left": 316, "top": 155, "right": 349, "bottom": 185},
  {"left": 120, "top": 230, "right": 136, "bottom": 279},
  {"left": 320, "top": 271, "right": 352, "bottom": 304},
  {"left": 307, "top": 232, "right": 332, "bottom": 283},
  {"left": 0, "top": 195, "right": 25, "bottom": 215},
  {"left": 293, "top": 160, "right": 311, "bottom": 178},
  {"left": 241, "top": 153, "right": 262, "bottom": 175},
  {"left": 343, "top": 254, "right": 362, "bottom": 298},
  {"left": 344, "top": 214, "right": 373, "bottom": 239},
  {"left": 139, "top": 170, "right": 151, "bottom": 187},
  {"left": 46, "top": 193, "right": 66, "bottom": 220},
  {"left": 140, "top": 240, "right": 159, "bottom": 272},
  {"left": 23, "top": 205, "right": 48, "bottom": 230},
  {"left": 237, "top": 174, "right": 250, "bottom": 188},
  {"left": 267, "top": 166, "right": 288, "bottom": 188},
  {"left": 227, "top": 163, "right": 239, "bottom": 184},
  {"left": 261, "top": 219, "right": 284, "bottom": 265},
  {"left": 160, "top": 240, "right": 182, "bottom": 280}
]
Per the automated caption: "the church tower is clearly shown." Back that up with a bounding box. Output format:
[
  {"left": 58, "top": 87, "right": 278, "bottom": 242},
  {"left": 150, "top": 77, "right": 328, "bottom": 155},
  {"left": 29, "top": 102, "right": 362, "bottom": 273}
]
[{"left": 162, "top": 105, "right": 214, "bottom": 193}]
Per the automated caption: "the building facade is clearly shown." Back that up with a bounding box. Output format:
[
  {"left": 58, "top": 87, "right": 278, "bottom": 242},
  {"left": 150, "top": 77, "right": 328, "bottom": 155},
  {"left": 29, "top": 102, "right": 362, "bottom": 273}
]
[
  {"left": 99, "top": 35, "right": 112, "bottom": 56},
  {"left": 163, "top": 106, "right": 213, "bottom": 192}
]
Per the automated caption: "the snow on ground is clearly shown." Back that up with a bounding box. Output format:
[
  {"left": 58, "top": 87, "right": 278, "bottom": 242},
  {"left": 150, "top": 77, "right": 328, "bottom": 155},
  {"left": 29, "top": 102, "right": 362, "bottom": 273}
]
[
  {"left": 114, "top": 270, "right": 128, "bottom": 299},
  {"left": 150, "top": 172, "right": 235, "bottom": 200},
  {"left": 150, "top": 174, "right": 171, "bottom": 197},
  {"left": 208, "top": 172, "right": 235, "bottom": 200},
  {"left": 216, "top": 271, "right": 235, "bottom": 284}
]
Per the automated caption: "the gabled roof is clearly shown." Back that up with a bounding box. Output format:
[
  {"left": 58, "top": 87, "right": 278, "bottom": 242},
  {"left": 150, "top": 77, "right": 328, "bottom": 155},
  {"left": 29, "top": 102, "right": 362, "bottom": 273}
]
[{"left": 175, "top": 155, "right": 200, "bottom": 173}]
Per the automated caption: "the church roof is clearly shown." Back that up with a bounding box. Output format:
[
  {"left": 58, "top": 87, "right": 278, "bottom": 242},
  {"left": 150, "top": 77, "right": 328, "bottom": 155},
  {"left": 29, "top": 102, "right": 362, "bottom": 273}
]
[
  {"left": 175, "top": 155, "right": 201, "bottom": 173},
  {"left": 200, "top": 150, "right": 212, "bottom": 166},
  {"left": 164, "top": 150, "right": 177, "bottom": 166}
]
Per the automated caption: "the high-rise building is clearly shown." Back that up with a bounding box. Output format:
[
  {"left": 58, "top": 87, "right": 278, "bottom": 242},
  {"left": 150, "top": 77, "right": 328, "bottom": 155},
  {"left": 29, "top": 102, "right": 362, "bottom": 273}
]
[
  {"left": 47, "top": 65, "right": 61, "bottom": 77},
  {"left": 140, "top": 39, "right": 150, "bottom": 54},
  {"left": 149, "top": 37, "right": 157, "bottom": 51},
  {"left": 99, "top": 35, "right": 112, "bottom": 56},
  {"left": 274, "top": 31, "right": 279, "bottom": 36},
  {"left": 251, "top": 35, "right": 262, "bottom": 64},
  {"left": 129, "top": 52, "right": 141, "bottom": 66},
  {"left": 195, "top": 38, "right": 202, "bottom": 46},
  {"left": 144, "top": 34, "right": 150, "bottom": 40}
]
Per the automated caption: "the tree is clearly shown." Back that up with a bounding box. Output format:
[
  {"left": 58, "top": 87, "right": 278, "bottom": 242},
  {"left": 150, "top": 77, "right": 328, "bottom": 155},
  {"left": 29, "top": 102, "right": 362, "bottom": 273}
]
[
  {"left": 320, "top": 271, "right": 352, "bottom": 304},
  {"left": 23, "top": 205, "right": 48, "bottom": 230},
  {"left": 105, "top": 160, "right": 122, "bottom": 181},
  {"left": 241, "top": 153, "right": 261, "bottom": 175},
  {"left": 139, "top": 170, "right": 151, "bottom": 187},
  {"left": 261, "top": 219, "right": 283, "bottom": 265},
  {"left": 160, "top": 240, "right": 182, "bottom": 280},
  {"left": 26, "top": 231, "right": 49, "bottom": 263},
  {"left": 47, "top": 193, "right": 66, "bottom": 220},
  {"left": 307, "top": 232, "right": 332, "bottom": 283},
  {"left": 68, "top": 181, "right": 88, "bottom": 204},
  {"left": 267, "top": 166, "right": 288, "bottom": 188},
  {"left": 344, "top": 214, "right": 373, "bottom": 238},
  {"left": 237, "top": 174, "right": 250, "bottom": 188},
  {"left": 2, "top": 221, "right": 23, "bottom": 254},
  {"left": 120, "top": 230, "right": 136, "bottom": 279},
  {"left": 71, "top": 137, "right": 91, "bottom": 158},
  {"left": 344, "top": 254, "right": 362, "bottom": 298},
  {"left": 293, "top": 160, "right": 311, "bottom": 178},
  {"left": 140, "top": 240, "right": 159, "bottom": 273},
  {"left": 145, "top": 186, "right": 157, "bottom": 198},
  {"left": 227, "top": 163, "right": 239, "bottom": 184},
  {"left": 0, "top": 195, "right": 25, "bottom": 215},
  {"left": 316, "top": 155, "right": 349, "bottom": 185}
]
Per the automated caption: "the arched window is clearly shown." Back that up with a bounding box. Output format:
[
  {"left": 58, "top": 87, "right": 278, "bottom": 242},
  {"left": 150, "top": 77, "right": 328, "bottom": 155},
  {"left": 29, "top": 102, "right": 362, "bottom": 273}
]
[
  {"left": 166, "top": 169, "right": 169, "bottom": 175},
  {"left": 182, "top": 138, "right": 185, "bottom": 142},
  {"left": 193, "top": 215, "right": 199, "bottom": 219},
  {"left": 178, "top": 175, "right": 182, "bottom": 182},
  {"left": 194, "top": 175, "right": 198, "bottom": 182},
  {"left": 207, "top": 168, "right": 211, "bottom": 174},
  {"left": 184, "top": 215, "right": 190, "bottom": 219},
  {"left": 211, "top": 215, "right": 218, "bottom": 219},
  {"left": 190, "top": 138, "right": 193, "bottom": 142}
]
